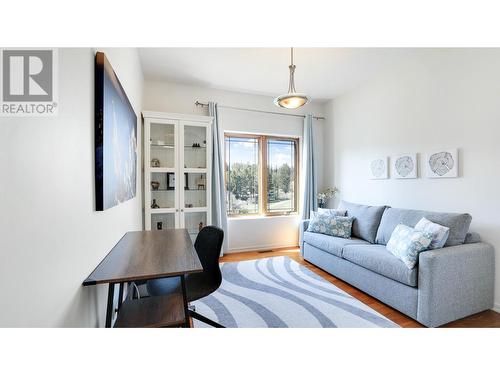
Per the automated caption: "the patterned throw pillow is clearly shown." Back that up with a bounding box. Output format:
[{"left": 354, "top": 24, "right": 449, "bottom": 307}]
[
  {"left": 307, "top": 212, "right": 354, "bottom": 239},
  {"left": 310, "top": 208, "right": 347, "bottom": 219},
  {"left": 386, "top": 224, "right": 434, "bottom": 269},
  {"left": 414, "top": 217, "right": 450, "bottom": 249}
]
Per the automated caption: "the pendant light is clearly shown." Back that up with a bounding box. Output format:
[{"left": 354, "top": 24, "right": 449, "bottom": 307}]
[{"left": 274, "top": 47, "right": 310, "bottom": 109}]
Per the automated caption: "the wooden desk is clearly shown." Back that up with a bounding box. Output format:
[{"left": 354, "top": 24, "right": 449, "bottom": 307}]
[{"left": 83, "top": 229, "right": 203, "bottom": 327}]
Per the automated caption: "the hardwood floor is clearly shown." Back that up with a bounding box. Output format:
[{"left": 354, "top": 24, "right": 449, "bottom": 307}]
[{"left": 220, "top": 248, "right": 500, "bottom": 328}]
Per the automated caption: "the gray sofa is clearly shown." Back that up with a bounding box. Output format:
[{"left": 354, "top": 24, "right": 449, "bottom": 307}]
[{"left": 300, "top": 201, "right": 495, "bottom": 327}]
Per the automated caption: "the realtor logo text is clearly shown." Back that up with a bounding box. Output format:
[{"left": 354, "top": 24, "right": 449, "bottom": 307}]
[{"left": 1, "top": 49, "right": 58, "bottom": 116}]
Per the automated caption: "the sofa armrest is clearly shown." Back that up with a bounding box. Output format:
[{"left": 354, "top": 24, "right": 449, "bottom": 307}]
[
  {"left": 299, "top": 219, "right": 310, "bottom": 255},
  {"left": 417, "top": 242, "right": 495, "bottom": 327}
]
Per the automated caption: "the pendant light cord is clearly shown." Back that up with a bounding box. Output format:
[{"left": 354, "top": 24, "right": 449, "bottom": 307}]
[{"left": 288, "top": 47, "right": 296, "bottom": 94}]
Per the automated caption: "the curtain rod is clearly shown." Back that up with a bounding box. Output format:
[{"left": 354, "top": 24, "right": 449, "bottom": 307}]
[{"left": 195, "top": 101, "right": 325, "bottom": 120}]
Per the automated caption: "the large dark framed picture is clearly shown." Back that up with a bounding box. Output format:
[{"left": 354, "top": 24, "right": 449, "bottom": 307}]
[{"left": 95, "top": 52, "right": 137, "bottom": 210}]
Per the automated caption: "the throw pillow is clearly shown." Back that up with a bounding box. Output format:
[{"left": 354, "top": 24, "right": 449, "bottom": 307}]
[
  {"left": 414, "top": 217, "right": 450, "bottom": 249},
  {"left": 338, "top": 200, "right": 387, "bottom": 243},
  {"left": 310, "top": 208, "right": 347, "bottom": 219},
  {"left": 386, "top": 224, "right": 433, "bottom": 269},
  {"left": 307, "top": 212, "right": 354, "bottom": 239}
]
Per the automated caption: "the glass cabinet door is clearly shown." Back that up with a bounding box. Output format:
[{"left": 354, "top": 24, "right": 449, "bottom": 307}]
[
  {"left": 145, "top": 118, "right": 179, "bottom": 230},
  {"left": 181, "top": 121, "right": 210, "bottom": 240}
]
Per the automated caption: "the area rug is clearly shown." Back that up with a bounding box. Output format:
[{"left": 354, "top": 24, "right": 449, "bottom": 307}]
[{"left": 192, "top": 256, "right": 399, "bottom": 328}]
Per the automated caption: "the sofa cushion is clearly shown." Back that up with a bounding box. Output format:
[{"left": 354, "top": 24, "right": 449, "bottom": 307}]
[
  {"left": 414, "top": 217, "right": 450, "bottom": 249},
  {"left": 375, "top": 207, "right": 472, "bottom": 247},
  {"left": 337, "top": 201, "right": 387, "bottom": 243},
  {"left": 464, "top": 232, "right": 481, "bottom": 244},
  {"left": 342, "top": 244, "right": 418, "bottom": 287},
  {"left": 303, "top": 231, "right": 369, "bottom": 258},
  {"left": 307, "top": 213, "right": 355, "bottom": 239},
  {"left": 310, "top": 208, "right": 347, "bottom": 220},
  {"left": 386, "top": 224, "right": 433, "bottom": 269}
]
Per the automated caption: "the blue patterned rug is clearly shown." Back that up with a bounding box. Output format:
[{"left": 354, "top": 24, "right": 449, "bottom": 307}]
[{"left": 193, "top": 256, "right": 399, "bottom": 328}]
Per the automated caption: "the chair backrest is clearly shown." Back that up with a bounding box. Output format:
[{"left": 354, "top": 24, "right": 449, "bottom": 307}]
[{"left": 194, "top": 226, "right": 224, "bottom": 284}]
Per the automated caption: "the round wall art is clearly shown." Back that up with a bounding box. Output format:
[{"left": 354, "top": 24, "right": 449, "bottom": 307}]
[
  {"left": 392, "top": 153, "right": 417, "bottom": 179},
  {"left": 370, "top": 157, "right": 388, "bottom": 179},
  {"left": 426, "top": 149, "right": 458, "bottom": 178}
]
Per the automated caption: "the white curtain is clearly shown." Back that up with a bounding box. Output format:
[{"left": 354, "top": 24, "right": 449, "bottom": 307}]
[
  {"left": 301, "top": 114, "right": 317, "bottom": 219},
  {"left": 208, "top": 102, "right": 228, "bottom": 254}
]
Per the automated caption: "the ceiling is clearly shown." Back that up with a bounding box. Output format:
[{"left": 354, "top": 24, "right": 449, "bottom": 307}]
[{"left": 138, "top": 48, "right": 432, "bottom": 101}]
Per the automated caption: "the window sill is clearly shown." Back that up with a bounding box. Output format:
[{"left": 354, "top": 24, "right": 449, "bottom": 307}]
[{"left": 228, "top": 213, "right": 300, "bottom": 221}]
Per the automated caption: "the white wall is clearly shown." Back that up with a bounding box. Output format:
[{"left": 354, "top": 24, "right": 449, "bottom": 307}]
[
  {"left": 143, "top": 81, "right": 325, "bottom": 252},
  {"left": 322, "top": 49, "right": 500, "bottom": 312},
  {"left": 0, "top": 48, "right": 144, "bottom": 327}
]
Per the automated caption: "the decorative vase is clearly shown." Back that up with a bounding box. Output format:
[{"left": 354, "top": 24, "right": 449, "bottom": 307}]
[
  {"left": 151, "top": 181, "right": 160, "bottom": 191},
  {"left": 318, "top": 199, "right": 326, "bottom": 208}
]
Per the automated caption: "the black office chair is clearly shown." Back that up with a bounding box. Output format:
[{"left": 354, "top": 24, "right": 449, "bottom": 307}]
[{"left": 147, "top": 226, "right": 225, "bottom": 328}]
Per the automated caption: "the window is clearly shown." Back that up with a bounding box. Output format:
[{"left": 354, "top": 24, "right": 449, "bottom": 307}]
[
  {"left": 266, "top": 139, "right": 297, "bottom": 213},
  {"left": 225, "top": 134, "right": 298, "bottom": 216}
]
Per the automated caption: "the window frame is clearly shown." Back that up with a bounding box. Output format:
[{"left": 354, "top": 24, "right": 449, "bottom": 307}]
[{"left": 224, "top": 132, "right": 300, "bottom": 217}]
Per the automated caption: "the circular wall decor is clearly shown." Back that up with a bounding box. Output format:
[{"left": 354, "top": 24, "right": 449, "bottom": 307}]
[
  {"left": 370, "top": 159, "right": 386, "bottom": 178},
  {"left": 395, "top": 155, "right": 415, "bottom": 177},
  {"left": 429, "top": 152, "right": 454, "bottom": 176}
]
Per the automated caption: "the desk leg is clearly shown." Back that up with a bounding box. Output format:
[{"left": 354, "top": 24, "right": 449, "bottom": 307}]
[
  {"left": 105, "top": 283, "right": 115, "bottom": 328},
  {"left": 117, "top": 282, "right": 124, "bottom": 311},
  {"left": 180, "top": 275, "right": 190, "bottom": 328}
]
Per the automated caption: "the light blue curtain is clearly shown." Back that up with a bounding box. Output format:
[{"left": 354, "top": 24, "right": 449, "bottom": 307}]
[
  {"left": 301, "top": 114, "right": 318, "bottom": 220},
  {"left": 208, "top": 102, "right": 228, "bottom": 254}
]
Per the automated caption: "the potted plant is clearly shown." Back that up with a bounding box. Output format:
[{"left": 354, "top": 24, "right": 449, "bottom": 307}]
[{"left": 317, "top": 187, "right": 338, "bottom": 208}]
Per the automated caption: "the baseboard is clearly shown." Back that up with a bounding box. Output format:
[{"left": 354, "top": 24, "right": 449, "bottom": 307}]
[
  {"left": 493, "top": 302, "right": 500, "bottom": 313},
  {"left": 226, "top": 243, "right": 299, "bottom": 254}
]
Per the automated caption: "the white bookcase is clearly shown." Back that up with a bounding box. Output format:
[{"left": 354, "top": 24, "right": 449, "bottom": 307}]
[{"left": 143, "top": 111, "right": 213, "bottom": 241}]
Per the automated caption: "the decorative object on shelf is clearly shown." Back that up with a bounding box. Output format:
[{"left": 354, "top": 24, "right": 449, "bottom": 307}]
[
  {"left": 184, "top": 173, "right": 189, "bottom": 190},
  {"left": 151, "top": 199, "right": 160, "bottom": 209},
  {"left": 166, "top": 173, "right": 175, "bottom": 190},
  {"left": 370, "top": 157, "right": 389, "bottom": 179},
  {"left": 151, "top": 181, "right": 160, "bottom": 191},
  {"left": 426, "top": 149, "right": 458, "bottom": 178},
  {"left": 156, "top": 222, "right": 163, "bottom": 230},
  {"left": 392, "top": 153, "right": 417, "bottom": 179},
  {"left": 196, "top": 174, "right": 206, "bottom": 190},
  {"left": 185, "top": 203, "right": 193, "bottom": 208},
  {"left": 199, "top": 222, "right": 203, "bottom": 231},
  {"left": 94, "top": 51, "right": 137, "bottom": 211},
  {"left": 192, "top": 142, "right": 201, "bottom": 148},
  {"left": 151, "top": 158, "right": 161, "bottom": 168},
  {"left": 317, "top": 187, "right": 338, "bottom": 208},
  {"left": 274, "top": 47, "right": 310, "bottom": 109}
]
